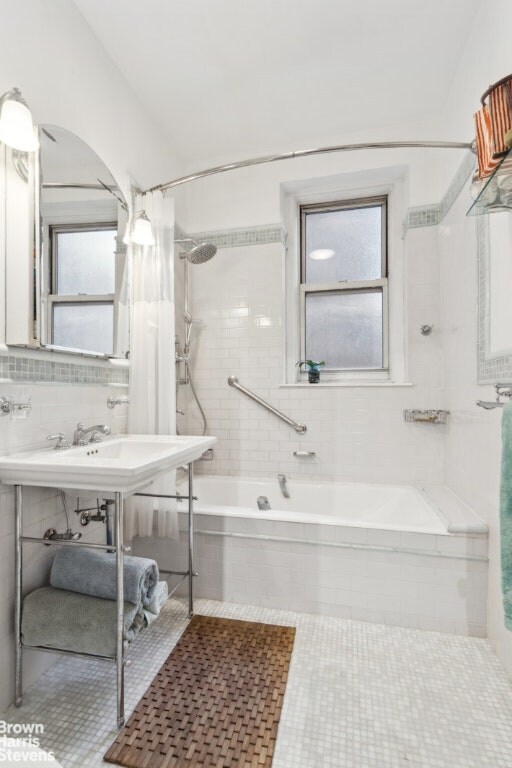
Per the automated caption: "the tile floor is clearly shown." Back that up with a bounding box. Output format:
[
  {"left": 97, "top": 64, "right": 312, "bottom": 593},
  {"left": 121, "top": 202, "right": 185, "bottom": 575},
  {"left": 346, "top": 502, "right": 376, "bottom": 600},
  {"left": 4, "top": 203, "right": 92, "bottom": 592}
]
[{"left": 2, "top": 597, "right": 512, "bottom": 768}]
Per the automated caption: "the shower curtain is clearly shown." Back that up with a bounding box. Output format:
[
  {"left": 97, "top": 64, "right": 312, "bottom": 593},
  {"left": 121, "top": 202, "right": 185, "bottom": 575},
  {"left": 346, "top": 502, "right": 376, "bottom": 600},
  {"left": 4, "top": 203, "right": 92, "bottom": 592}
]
[{"left": 124, "top": 191, "right": 178, "bottom": 540}]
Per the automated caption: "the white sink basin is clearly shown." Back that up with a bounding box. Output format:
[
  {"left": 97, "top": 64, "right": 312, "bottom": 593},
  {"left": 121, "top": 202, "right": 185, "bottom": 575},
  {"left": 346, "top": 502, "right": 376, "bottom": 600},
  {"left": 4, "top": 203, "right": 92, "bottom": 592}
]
[{"left": 0, "top": 434, "right": 216, "bottom": 493}]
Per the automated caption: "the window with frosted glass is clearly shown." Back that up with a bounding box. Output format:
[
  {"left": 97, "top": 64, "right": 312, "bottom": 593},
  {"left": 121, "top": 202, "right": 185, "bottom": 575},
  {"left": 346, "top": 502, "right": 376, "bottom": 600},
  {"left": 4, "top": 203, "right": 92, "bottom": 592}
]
[
  {"left": 305, "top": 290, "right": 383, "bottom": 369},
  {"left": 52, "top": 303, "right": 114, "bottom": 355},
  {"left": 54, "top": 229, "right": 116, "bottom": 295},
  {"left": 300, "top": 197, "right": 387, "bottom": 372},
  {"left": 49, "top": 223, "right": 116, "bottom": 355}
]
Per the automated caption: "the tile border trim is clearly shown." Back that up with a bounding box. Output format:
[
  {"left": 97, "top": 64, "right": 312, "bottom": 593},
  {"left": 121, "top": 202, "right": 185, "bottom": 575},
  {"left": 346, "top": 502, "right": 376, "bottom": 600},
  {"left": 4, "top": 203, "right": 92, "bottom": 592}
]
[
  {"left": 188, "top": 223, "right": 285, "bottom": 249},
  {"left": 406, "top": 151, "right": 476, "bottom": 230},
  {"left": 477, "top": 214, "right": 512, "bottom": 382},
  {"left": 0, "top": 354, "right": 129, "bottom": 386}
]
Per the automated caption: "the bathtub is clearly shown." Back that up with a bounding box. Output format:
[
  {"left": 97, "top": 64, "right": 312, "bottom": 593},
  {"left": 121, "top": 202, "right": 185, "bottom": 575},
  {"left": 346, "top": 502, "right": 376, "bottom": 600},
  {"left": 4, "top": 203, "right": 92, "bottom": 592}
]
[
  {"left": 143, "top": 475, "right": 489, "bottom": 637},
  {"left": 179, "top": 476, "right": 447, "bottom": 534}
]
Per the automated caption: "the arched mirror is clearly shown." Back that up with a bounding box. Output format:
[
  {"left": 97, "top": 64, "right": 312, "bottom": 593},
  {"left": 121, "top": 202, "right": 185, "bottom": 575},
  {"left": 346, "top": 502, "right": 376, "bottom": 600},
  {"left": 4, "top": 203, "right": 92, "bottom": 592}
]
[{"left": 5, "top": 125, "right": 129, "bottom": 358}]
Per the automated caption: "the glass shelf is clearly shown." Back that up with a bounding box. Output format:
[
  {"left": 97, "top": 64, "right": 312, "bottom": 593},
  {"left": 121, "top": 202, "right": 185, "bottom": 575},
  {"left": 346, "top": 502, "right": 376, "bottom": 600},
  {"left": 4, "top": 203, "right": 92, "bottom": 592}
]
[{"left": 467, "top": 148, "right": 512, "bottom": 215}]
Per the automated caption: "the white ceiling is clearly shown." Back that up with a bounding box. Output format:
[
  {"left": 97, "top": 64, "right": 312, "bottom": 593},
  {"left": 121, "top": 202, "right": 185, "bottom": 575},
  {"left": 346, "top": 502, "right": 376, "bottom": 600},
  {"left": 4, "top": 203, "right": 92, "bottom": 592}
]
[{"left": 73, "top": 0, "right": 481, "bottom": 173}]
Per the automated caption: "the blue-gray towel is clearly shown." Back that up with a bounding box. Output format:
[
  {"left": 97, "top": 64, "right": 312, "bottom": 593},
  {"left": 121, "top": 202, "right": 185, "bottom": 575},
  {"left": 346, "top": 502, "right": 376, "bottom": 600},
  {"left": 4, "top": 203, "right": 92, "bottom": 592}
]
[
  {"left": 22, "top": 587, "right": 144, "bottom": 657},
  {"left": 50, "top": 548, "right": 159, "bottom": 607},
  {"left": 501, "top": 402, "right": 512, "bottom": 629}
]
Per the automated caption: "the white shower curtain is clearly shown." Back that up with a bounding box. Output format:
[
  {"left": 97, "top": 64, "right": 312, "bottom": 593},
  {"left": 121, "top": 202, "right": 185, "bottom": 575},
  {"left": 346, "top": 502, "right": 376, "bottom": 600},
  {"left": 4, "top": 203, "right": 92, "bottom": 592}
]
[{"left": 124, "top": 191, "right": 178, "bottom": 540}]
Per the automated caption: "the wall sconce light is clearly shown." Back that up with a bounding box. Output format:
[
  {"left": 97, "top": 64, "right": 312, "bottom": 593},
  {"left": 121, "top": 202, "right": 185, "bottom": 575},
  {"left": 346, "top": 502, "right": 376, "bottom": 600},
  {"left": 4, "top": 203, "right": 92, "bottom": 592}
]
[
  {"left": 123, "top": 210, "right": 155, "bottom": 246},
  {"left": 0, "top": 87, "right": 38, "bottom": 152}
]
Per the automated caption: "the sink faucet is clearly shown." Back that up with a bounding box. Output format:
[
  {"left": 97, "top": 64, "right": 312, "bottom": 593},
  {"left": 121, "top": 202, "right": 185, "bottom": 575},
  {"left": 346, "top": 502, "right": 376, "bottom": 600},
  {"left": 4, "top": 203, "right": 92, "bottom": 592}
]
[
  {"left": 277, "top": 473, "right": 290, "bottom": 498},
  {"left": 73, "top": 422, "right": 111, "bottom": 446}
]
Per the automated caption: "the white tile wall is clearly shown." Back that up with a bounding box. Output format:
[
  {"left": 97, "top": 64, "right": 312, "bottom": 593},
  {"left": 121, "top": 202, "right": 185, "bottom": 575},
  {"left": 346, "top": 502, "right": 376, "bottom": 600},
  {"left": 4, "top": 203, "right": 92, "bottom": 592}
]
[
  {"left": 178, "top": 234, "right": 445, "bottom": 484},
  {"left": 0, "top": 382, "right": 128, "bottom": 712},
  {"left": 439, "top": 183, "right": 512, "bottom": 678}
]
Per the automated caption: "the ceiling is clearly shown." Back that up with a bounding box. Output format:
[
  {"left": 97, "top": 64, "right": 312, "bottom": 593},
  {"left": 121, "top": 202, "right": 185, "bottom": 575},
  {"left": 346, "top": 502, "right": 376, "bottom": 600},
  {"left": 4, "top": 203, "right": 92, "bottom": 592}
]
[{"left": 73, "top": 0, "right": 481, "bottom": 174}]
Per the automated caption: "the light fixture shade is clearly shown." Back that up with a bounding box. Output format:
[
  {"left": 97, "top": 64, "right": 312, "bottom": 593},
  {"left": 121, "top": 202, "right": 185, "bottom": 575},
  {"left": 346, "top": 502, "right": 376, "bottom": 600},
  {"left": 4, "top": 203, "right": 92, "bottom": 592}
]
[
  {"left": 0, "top": 88, "right": 38, "bottom": 152},
  {"left": 131, "top": 210, "right": 155, "bottom": 246},
  {"left": 309, "top": 248, "right": 335, "bottom": 260}
]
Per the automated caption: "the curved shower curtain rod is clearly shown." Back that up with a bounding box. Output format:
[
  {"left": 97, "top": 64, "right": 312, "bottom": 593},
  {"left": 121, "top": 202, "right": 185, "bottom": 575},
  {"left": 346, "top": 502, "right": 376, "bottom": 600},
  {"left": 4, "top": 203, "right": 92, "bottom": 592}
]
[{"left": 146, "top": 140, "right": 474, "bottom": 193}]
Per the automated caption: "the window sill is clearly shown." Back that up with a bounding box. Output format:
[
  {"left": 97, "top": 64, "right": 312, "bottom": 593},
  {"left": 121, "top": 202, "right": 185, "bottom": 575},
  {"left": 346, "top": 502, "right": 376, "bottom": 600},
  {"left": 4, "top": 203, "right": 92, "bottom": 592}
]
[{"left": 280, "top": 382, "right": 413, "bottom": 388}]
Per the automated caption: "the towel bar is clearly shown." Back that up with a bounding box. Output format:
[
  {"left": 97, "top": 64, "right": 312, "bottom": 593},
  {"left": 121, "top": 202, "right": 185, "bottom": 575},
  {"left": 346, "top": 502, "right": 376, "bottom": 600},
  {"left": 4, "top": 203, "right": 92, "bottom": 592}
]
[{"left": 476, "top": 383, "right": 512, "bottom": 410}]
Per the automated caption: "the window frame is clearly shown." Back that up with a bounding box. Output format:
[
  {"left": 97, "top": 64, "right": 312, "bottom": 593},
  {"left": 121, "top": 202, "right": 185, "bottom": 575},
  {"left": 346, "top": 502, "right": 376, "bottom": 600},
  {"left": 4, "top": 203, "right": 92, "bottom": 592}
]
[
  {"left": 298, "top": 195, "right": 389, "bottom": 377},
  {"left": 47, "top": 220, "right": 117, "bottom": 356}
]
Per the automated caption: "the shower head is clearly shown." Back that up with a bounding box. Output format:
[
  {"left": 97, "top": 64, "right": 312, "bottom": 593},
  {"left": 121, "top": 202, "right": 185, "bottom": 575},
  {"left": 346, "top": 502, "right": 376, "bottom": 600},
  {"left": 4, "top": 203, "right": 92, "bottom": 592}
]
[
  {"left": 188, "top": 241, "right": 217, "bottom": 264},
  {"left": 176, "top": 238, "right": 217, "bottom": 264}
]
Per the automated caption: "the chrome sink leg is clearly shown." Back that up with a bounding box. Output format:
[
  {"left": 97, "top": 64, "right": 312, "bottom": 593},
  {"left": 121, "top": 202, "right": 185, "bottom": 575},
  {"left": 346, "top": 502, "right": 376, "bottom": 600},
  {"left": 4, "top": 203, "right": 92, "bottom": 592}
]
[
  {"left": 188, "top": 463, "right": 194, "bottom": 618},
  {"left": 15, "top": 485, "right": 23, "bottom": 707},
  {"left": 115, "top": 491, "right": 125, "bottom": 729}
]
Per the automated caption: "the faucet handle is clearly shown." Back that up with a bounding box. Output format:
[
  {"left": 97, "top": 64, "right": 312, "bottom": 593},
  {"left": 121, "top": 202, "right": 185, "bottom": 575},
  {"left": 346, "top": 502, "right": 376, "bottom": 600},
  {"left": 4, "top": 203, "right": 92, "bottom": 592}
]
[{"left": 46, "top": 433, "right": 70, "bottom": 450}]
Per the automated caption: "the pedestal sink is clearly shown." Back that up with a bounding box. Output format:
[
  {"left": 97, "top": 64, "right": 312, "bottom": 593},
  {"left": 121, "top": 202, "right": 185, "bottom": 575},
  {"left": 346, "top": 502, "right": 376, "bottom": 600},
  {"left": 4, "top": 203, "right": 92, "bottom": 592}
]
[
  {"left": 0, "top": 434, "right": 216, "bottom": 493},
  {"left": 5, "top": 432, "right": 216, "bottom": 729}
]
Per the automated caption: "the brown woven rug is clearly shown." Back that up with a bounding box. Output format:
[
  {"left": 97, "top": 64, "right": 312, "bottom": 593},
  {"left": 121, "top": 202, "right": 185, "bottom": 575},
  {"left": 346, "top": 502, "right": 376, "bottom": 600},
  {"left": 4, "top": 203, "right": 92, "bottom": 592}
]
[{"left": 104, "top": 614, "right": 296, "bottom": 768}]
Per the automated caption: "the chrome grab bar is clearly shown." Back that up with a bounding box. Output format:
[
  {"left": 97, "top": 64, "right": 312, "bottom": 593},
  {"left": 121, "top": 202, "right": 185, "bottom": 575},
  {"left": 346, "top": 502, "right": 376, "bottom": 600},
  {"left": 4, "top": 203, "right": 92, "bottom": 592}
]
[{"left": 227, "top": 376, "right": 307, "bottom": 434}]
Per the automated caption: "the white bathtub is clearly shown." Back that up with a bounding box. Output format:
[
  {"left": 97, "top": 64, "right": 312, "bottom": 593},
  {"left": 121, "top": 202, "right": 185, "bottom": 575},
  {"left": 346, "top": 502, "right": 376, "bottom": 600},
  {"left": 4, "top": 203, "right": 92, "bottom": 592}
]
[
  {"left": 177, "top": 475, "right": 485, "bottom": 535},
  {"left": 154, "top": 474, "right": 489, "bottom": 636}
]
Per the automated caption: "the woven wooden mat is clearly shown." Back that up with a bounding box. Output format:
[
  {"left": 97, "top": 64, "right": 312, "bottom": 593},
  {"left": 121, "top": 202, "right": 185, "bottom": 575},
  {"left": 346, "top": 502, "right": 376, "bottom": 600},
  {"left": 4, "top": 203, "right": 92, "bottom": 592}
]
[{"left": 104, "top": 614, "right": 296, "bottom": 768}]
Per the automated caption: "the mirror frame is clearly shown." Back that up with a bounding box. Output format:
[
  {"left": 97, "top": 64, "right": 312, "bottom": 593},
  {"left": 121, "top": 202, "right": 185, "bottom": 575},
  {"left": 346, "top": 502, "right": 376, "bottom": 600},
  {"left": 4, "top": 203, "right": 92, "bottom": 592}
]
[
  {"left": 4, "top": 125, "right": 129, "bottom": 360},
  {"left": 477, "top": 213, "right": 512, "bottom": 383}
]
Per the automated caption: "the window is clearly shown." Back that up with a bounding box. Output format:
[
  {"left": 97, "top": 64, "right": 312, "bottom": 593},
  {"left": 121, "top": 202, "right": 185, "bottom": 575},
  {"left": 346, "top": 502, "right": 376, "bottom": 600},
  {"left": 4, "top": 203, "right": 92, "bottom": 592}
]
[
  {"left": 299, "top": 196, "right": 388, "bottom": 375},
  {"left": 48, "top": 223, "right": 117, "bottom": 355}
]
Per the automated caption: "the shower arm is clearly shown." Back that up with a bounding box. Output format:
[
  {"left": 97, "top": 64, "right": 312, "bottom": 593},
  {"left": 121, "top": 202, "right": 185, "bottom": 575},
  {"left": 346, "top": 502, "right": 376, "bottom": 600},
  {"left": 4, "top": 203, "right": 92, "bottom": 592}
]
[{"left": 147, "top": 140, "right": 473, "bottom": 193}]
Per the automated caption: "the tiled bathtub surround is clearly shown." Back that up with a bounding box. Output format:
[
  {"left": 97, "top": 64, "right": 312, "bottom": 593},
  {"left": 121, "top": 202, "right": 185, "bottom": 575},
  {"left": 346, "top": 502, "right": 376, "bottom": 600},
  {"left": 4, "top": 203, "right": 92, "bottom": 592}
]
[
  {"left": 180, "top": 232, "right": 444, "bottom": 485},
  {"left": 136, "top": 507, "right": 488, "bottom": 637}
]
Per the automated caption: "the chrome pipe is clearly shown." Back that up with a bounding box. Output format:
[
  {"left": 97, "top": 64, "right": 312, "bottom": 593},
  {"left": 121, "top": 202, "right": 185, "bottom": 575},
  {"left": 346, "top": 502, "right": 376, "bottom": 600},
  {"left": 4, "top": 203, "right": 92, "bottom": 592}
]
[
  {"left": 114, "top": 491, "right": 125, "bottom": 729},
  {"left": 167, "top": 574, "right": 189, "bottom": 600},
  {"left": 14, "top": 485, "right": 23, "bottom": 707},
  {"left": 188, "top": 463, "right": 194, "bottom": 618},
  {"left": 228, "top": 375, "right": 307, "bottom": 434},
  {"left": 21, "top": 644, "right": 116, "bottom": 663},
  {"left": 42, "top": 182, "right": 120, "bottom": 191},
  {"left": 134, "top": 492, "right": 197, "bottom": 500},
  {"left": 21, "top": 536, "right": 129, "bottom": 551},
  {"left": 147, "top": 140, "right": 472, "bottom": 193}
]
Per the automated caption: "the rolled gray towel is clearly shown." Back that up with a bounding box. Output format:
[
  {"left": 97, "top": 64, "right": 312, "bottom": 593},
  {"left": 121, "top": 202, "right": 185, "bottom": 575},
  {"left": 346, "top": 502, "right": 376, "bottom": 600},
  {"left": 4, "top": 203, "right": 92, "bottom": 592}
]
[
  {"left": 22, "top": 587, "right": 145, "bottom": 657},
  {"left": 50, "top": 548, "right": 159, "bottom": 607},
  {"left": 145, "top": 580, "right": 168, "bottom": 616},
  {"left": 143, "top": 580, "right": 169, "bottom": 627}
]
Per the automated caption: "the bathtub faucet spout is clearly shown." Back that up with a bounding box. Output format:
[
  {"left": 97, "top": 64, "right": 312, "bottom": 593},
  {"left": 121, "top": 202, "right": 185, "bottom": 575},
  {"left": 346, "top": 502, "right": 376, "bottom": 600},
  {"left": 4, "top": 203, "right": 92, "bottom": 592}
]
[{"left": 277, "top": 473, "right": 290, "bottom": 499}]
